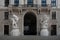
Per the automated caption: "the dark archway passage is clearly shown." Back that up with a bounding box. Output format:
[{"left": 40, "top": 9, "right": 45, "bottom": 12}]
[{"left": 24, "top": 12, "right": 37, "bottom": 35}]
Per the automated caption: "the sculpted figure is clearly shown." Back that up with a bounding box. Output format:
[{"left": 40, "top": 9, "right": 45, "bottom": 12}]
[
  {"left": 10, "top": 14, "right": 20, "bottom": 36},
  {"left": 40, "top": 14, "right": 49, "bottom": 36}
]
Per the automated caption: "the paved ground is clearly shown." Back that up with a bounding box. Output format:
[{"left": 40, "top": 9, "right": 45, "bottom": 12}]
[{"left": 0, "top": 36, "right": 60, "bottom": 40}]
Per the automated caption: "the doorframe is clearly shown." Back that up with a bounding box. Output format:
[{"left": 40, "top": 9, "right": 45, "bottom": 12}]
[
  {"left": 4, "top": 25, "right": 9, "bottom": 35},
  {"left": 50, "top": 24, "right": 57, "bottom": 36},
  {"left": 23, "top": 12, "right": 37, "bottom": 35}
]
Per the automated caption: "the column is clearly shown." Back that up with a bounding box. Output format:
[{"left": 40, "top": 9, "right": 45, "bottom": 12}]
[
  {"left": 24, "top": 0, "right": 27, "bottom": 4},
  {"left": 0, "top": 0, "right": 4, "bottom": 7},
  {"left": 34, "top": 0, "right": 36, "bottom": 4},
  {"left": 47, "top": 0, "right": 51, "bottom": 5},
  {"left": 10, "top": 0, "right": 14, "bottom": 5},
  {"left": 37, "top": 16, "right": 41, "bottom": 35},
  {"left": 20, "top": 0, "right": 24, "bottom": 5},
  {"left": 57, "top": 0, "right": 60, "bottom": 8},
  {"left": 19, "top": 0, "right": 24, "bottom": 7},
  {"left": 37, "top": 0, "right": 41, "bottom": 7}
]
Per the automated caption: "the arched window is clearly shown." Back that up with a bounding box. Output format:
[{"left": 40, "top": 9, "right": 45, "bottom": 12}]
[{"left": 14, "top": 0, "right": 19, "bottom": 6}]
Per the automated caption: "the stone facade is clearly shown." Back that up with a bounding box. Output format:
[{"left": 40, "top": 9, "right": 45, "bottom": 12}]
[{"left": 0, "top": 0, "right": 60, "bottom": 36}]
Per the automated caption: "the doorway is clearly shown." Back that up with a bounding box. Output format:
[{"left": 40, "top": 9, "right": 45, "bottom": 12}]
[
  {"left": 24, "top": 12, "right": 37, "bottom": 35},
  {"left": 51, "top": 25, "right": 57, "bottom": 36},
  {"left": 4, "top": 25, "right": 9, "bottom": 35}
]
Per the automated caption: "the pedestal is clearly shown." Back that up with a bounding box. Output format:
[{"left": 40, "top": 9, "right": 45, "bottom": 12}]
[
  {"left": 40, "top": 29, "right": 49, "bottom": 36},
  {"left": 10, "top": 28, "right": 20, "bottom": 36}
]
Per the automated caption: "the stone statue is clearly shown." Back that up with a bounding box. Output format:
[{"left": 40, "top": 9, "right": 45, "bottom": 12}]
[
  {"left": 40, "top": 14, "right": 49, "bottom": 36},
  {"left": 10, "top": 14, "right": 20, "bottom": 36}
]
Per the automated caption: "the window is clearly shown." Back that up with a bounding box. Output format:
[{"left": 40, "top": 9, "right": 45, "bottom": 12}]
[
  {"left": 4, "top": 12, "right": 9, "bottom": 20},
  {"left": 41, "top": 0, "right": 47, "bottom": 7},
  {"left": 52, "top": 11, "right": 56, "bottom": 19},
  {"left": 51, "top": 25, "right": 57, "bottom": 36},
  {"left": 4, "top": 25, "right": 9, "bottom": 35},
  {"left": 27, "top": 0, "right": 33, "bottom": 6},
  {"left": 51, "top": 0, "right": 56, "bottom": 7},
  {"left": 5, "top": 0, "right": 9, "bottom": 7},
  {"left": 14, "top": 0, "right": 19, "bottom": 6}
]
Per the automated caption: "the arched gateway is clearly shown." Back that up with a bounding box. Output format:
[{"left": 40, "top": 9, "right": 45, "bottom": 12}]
[{"left": 24, "top": 12, "right": 37, "bottom": 35}]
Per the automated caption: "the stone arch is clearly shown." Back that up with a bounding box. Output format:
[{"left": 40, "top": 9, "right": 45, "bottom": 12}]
[
  {"left": 24, "top": 12, "right": 37, "bottom": 35},
  {"left": 23, "top": 10, "right": 37, "bottom": 17}
]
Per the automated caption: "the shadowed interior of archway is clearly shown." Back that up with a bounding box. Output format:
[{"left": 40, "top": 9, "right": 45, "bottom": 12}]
[{"left": 24, "top": 12, "right": 37, "bottom": 35}]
